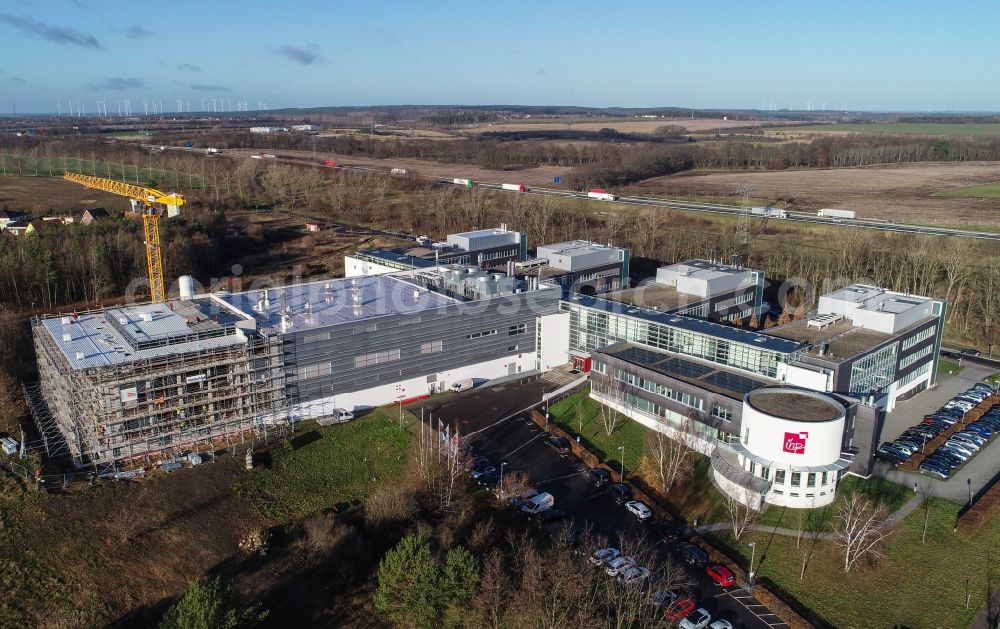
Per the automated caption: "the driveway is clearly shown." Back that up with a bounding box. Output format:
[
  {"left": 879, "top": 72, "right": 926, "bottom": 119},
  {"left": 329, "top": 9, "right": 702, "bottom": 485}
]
[
  {"left": 424, "top": 381, "right": 791, "bottom": 629},
  {"left": 875, "top": 364, "right": 998, "bottom": 504}
]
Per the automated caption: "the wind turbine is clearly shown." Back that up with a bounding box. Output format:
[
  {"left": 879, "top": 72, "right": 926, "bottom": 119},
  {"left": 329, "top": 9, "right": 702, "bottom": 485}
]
[
  {"left": 143, "top": 99, "right": 149, "bottom": 116},
  {"left": 176, "top": 97, "right": 183, "bottom": 113},
  {"left": 57, "top": 101, "right": 61, "bottom": 116},
  {"left": 158, "top": 99, "right": 163, "bottom": 115}
]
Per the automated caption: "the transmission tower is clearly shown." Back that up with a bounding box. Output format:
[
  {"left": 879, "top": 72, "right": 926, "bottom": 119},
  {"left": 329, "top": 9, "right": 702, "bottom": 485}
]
[{"left": 735, "top": 183, "right": 757, "bottom": 244}]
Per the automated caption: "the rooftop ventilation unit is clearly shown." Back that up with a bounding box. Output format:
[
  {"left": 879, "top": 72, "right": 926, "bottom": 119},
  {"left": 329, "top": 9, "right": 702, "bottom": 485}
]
[
  {"left": 140, "top": 312, "right": 154, "bottom": 323},
  {"left": 807, "top": 313, "right": 844, "bottom": 330}
]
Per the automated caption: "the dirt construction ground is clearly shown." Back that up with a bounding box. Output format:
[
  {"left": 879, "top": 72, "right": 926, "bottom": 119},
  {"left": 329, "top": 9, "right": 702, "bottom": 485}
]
[
  {"left": 635, "top": 161, "right": 1000, "bottom": 226},
  {"left": 0, "top": 177, "right": 130, "bottom": 215}
]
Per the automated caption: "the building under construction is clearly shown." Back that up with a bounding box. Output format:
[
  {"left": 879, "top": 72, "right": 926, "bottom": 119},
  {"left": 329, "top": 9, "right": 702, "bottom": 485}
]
[{"left": 31, "top": 294, "right": 287, "bottom": 470}]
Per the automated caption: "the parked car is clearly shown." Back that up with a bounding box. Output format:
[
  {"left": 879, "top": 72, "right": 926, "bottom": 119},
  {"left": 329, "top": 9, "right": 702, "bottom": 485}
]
[
  {"left": 706, "top": 564, "right": 736, "bottom": 587},
  {"left": 708, "top": 621, "right": 734, "bottom": 629},
  {"left": 625, "top": 500, "right": 653, "bottom": 521},
  {"left": 664, "top": 597, "right": 697, "bottom": 621},
  {"left": 609, "top": 483, "right": 632, "bottom": 504},
  {"left": 676, "top": 542, "right": 709, "bottom": 567},
  {"left": 589, "top": 468, "right": 612, "bottom": 488},
  {"left": 331, "top": 408, "right": 354, "bottom": 422},
  {"left": 605, "top": 555, "right": 637, "bottom": 577},
  {"left": 680, "top": 608, "right": 712, "bottom": 629},
  {"left": 618, "top": 566, "right": 651, "bottom": 586},
  {"left": 449, "top": 378, "right": 474, "bottom": 393},
  {"left": 548, "top": 436, "right": 571, "bottom": 455},
  {"left": 590, "top": 547, "right": 621, "bottom": 566},
  {"left": 960, "top": 348, "right": 982, "bottom": 357},
  {"left": 531, "top": 508, "right": 565, "bottom": 524},
  {"left": 919, "top": 464, "right": 950, "bottom": 480}
]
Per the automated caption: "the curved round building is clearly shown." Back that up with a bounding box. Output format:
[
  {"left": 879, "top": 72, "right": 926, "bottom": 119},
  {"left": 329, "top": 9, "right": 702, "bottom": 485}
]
[{"left": 712, "top": 387, "right": 854, "bottom": 509}]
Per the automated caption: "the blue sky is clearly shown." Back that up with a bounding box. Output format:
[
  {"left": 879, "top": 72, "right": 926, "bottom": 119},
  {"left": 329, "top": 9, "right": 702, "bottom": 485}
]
[{"left": 1, "top": 0, "right": 998, "bottom": 114}]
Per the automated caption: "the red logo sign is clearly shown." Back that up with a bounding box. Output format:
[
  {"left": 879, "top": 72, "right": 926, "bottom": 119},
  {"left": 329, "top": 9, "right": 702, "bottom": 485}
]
[{"left": 783, "top": 432, "right": 808, "bottom": 454}]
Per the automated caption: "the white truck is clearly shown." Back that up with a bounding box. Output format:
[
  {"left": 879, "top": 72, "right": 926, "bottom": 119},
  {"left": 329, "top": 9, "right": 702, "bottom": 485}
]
[
  {"left": 751, "top": 207, "right": 788, "bottom": 219},
  {"left": 391, "top": 168, "right": 407, "bottom": 175},
  {"left": 588, "top": 188, "right": 618, "bottom": 201},
  {"left": 817, "top": 208, "right": 856, "bottom": 220},
  {"left": 501, "top": 183, "right": 526, "bottom": 192}
]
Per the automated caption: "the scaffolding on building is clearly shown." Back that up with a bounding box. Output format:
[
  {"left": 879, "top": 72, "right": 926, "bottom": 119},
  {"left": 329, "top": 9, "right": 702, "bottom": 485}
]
[{"left": 30, "top": 313, "right": 290, "bottom": 471}]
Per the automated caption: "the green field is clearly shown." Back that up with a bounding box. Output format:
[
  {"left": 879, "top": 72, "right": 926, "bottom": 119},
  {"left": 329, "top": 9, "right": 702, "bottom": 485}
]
[
  {"left": 235, "top": 411, "right": 412, "bottom": 521},
  {"left": 937, "top": 182, "right": 1000, "bottom": 198},
  {"left": 547, "top": 391, "right": 646, "bottom": 471},
  {"left": 773, "top": 122, "right": 1000, "bottom": 137},
  {"left": 0, "top": 153, "right": 206, "bottom": 189},
  {"left": 719, "top": 497, "right": 999, "bottom": 629}
]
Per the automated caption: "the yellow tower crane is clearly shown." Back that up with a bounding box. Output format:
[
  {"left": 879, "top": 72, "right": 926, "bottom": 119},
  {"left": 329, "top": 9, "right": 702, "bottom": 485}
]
[{"left": 63, "top": 172, "right": 185, "bottom": 303}]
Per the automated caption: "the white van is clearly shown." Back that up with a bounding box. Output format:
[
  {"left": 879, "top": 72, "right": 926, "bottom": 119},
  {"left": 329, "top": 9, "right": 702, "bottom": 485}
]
[
  {"left": 449, "top": 378, "right": 474, "bottom": 393},
  {"left": 519, "top": 492, "right": 554, "bottom": 515}
]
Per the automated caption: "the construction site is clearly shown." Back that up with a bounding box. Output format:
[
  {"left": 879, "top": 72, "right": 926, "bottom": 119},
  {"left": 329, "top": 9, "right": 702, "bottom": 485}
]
[{"left": 29, "top": 294, "right": 288, "bottom": 471}]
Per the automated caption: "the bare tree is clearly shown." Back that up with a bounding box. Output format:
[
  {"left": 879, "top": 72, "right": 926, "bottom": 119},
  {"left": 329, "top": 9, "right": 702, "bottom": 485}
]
[
  {"left": 594, "top": 376, "right": 626, "bottom": 436},
  {"left": 724, "top": 487, "right": 762, "bottom": 541},
  {"left": 644, "top": 415, "right": 697, "bottom": 494},
  {"left": 413, "top": 417, "right": 470, "bottom": 509},
  {"left": 494, "top": 469, "right": 534, "bottom": 504},
  {"left": 833, "top": 493, "right": 891, "bottom": 572},
  {"left": 917, "top": 481, "right": 935, "bottom": 544}
]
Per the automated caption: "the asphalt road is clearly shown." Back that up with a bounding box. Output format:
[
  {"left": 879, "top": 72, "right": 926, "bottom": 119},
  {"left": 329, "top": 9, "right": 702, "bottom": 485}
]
[{"left": 420, "top": 381, "right": 791, "bottom": 629}]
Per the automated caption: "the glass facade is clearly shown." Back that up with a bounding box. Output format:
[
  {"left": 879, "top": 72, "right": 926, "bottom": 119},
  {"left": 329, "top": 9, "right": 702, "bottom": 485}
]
[
  {"left": 849, "top": 341, "right": 899, "bottom": 397},
  {"left": 562, "top": 302, "right": 798, "bottom": 378}
]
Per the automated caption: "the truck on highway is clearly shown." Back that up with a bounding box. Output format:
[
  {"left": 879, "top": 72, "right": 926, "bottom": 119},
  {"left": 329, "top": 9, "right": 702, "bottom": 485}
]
[
  {"left": 453, "top": 178, "right": 473, "bottom": 188},
  {"left": 324, "top": 160, "right": 339, "bottom": 167},
  {"left": 206, "top": 147, "right": 221, "bottom": 155},
  {"left": 751, "top": 206, "right": 788, "bottom": 219},
  {"left": 391, "top": 168, "right": 408, "bottom": 175},
  {"left": 502, "top": 183, "right": 526, "bottom": 192},
  {"left": 817, "top": 208, "right": 856, "bottom": 220},
  {"left": 588, "top": 188, "right": 618, "bottom": 201}
]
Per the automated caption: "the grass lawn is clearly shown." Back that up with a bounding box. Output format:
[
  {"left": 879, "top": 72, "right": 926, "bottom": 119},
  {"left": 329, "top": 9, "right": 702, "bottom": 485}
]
[
  {"left": 937, "top": 182, "right": 1000, "bottom": 199},
  {"left": 718, "top": 497, "right": 1000, "bottom": 629},
  {"left": 235, "top": 410, "right": 412, "bottom": 522},
  {"left": 771, "top": 122, "right": 1000, "bottom": 137},
  {"left": 547, "top": 391, "right": 646, "bottom": 471},
  {"left": 938, "top": 357, "right": 965, "bottom": 376}
]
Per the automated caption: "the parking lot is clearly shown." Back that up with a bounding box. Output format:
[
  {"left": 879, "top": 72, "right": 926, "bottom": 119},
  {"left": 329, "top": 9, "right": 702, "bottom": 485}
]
[
  {"left": 423, "top": 380, "right": 791, "bottom": 629},
  {"left": 876, "top": 364, "right": 999, "bottom": 503}
]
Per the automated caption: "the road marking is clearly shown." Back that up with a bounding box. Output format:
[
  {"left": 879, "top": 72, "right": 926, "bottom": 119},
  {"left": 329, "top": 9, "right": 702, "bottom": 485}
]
[
  {"left": 721, "top": 589, "right": 790, "bottom": 628},
  {"left": 535, "top": 471, "right": 587, "bottom": 487},
  {"left": 501, "top": 432, "right": 546, "bottom": 459}
]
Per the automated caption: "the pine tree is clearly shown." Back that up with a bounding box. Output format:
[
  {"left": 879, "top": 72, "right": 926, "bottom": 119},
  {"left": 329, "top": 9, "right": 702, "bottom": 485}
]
[{"left": 159, "top": 577, "right": 266, "bottom": 629}]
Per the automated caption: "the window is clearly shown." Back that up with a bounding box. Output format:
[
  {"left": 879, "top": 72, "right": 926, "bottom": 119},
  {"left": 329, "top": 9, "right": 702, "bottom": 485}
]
[
  {"left": 791, "top": 472, "right": 801, "bottom": 487},
  {"left": 420, "top": 340, "right": 443, "bottom": 354},
  {"left": 901, "top": 325, "right": 937, "bottom": 350},
  {"left": 507, "top": 345, "right": 519, "bottom": 352},
  {"left": 748, "top": 461, "right": 756, "bottom": 476},
  {"left": 774, "top": 470, "right": 786, "bottom": 485},
  {"left": 773, "top": 489, "right": 784, "bottom": 495},
  {"left": 303, "top": 331, "right": 330, "bottom": 343},
  {"left": 426, "top": 374, "right": 436, "bottom": 383},
  {"left": 806, "top": 473, "right": 816, "bottom": 488},
  {"left": 297, "top": 361, "right": 332, "bottom": 380},
  {"left": 508, "top": 323, "right": 527, "bottom": 336},
  {"left": 821, "top": 471, "right": 828, "bottom": 485},
  {"left": 761, "top": 466, "right": 770, "bottom": 480},
  {"left": 354, "top": 349, "right": 401, "bottom": 368},
  {"left": 790, "top": 492, "right": 799, "bottom": 498},
  {"left": 711, "top": 403, "right": 733, "bottom": 421},
  {"left": 592, "top": 361, "right": 607, "bottom": 374},
  {"left": 899, "top": 345, "right": 933, "bottom": 369},
  {"left": 466, "top": 328, "right": 498, "bottom": 340}
]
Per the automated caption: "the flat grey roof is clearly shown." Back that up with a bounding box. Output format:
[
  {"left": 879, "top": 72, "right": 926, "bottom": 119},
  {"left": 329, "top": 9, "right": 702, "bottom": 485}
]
[
  {"left": 658, "top": 259, "right": 750, "bottom": 280},
  {"left": 603, "top": 283, "right": 703, "bottom": 311},
  {"left": 219, "top": 275, "right": 459, "bottom": 333},
  {"left": 766, "top": 318, "right": 891, "bottom": 362},
  {"left": 538, "top": 240, "right": 622, "bottom": 257},
  {"left": 41, "top": 299, "right": 249, "bottom": 370}
]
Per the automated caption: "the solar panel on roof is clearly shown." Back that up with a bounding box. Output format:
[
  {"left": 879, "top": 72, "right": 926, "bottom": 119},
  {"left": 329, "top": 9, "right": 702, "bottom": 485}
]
[
  {"left": 659, "top": 358, "right": 713, "bottom": 379},
  {"left": 615, "top": 346, "right": 670, "bottom": 367},
  {"left": 702, "top": 371, "right": 764, "bottom": 396}
]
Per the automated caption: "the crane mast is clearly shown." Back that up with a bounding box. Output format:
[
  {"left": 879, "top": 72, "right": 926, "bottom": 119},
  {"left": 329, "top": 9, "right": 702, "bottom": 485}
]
[{"left": 62, "top": 172, "right": 185, "bottom": 303}]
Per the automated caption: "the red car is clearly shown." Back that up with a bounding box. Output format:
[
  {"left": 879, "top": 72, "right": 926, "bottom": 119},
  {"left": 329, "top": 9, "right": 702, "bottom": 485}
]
[
  {"left": 664, "top": 597, "right": 696, "bottom": 621},
  {"left": 706, "top": 564, "right": 736, "bottom": 587}
]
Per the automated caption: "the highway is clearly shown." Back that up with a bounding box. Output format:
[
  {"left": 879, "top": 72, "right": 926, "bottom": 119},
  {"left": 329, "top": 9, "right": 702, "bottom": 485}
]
[{"left": 145, "top": 144, "right": 1000, "bottom": 242}]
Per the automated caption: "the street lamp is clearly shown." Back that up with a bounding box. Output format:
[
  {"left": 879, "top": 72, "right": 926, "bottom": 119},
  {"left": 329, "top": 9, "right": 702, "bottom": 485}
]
[
  {"left": 617, "top": 445, "right": 626, "bottom": 480},
  {"left": 747, "top": 541, "right": 757, "bottom": 585},
  {"left": 968, "top": 478, "right": 973, "bottom": 506},
  {"left": 500, "top": 461, "right": 507, "bottom": 493}
]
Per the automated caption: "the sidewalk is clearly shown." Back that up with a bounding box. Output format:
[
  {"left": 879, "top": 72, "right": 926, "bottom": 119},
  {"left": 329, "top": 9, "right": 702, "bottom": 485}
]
[{"left": 693, "top": 492, "right": 926, "bottom": 540}]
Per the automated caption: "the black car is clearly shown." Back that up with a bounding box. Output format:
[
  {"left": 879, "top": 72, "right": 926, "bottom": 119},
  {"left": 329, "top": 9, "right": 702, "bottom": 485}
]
[
  {"left": 651, "top": 519, "right": 682, "bottom": 542},
  {"left": 477, "top": 468, "right": 501, "bottom": 488},
  {"left": 531, "top": 508, "right": 566, "bottom": 524},
  {"left": 609, "top": 482, "right": 632, "bottom": 504},
  {"left": 589, "top": 468, "right": 612, "bottom": 488},
  {"left": 960, "top": 348, "right": 982, "bottom": 357},
  {"left": 548, "top": 436, "right": 571, "bottom": 456},
  {"left": 675, "top": 542, "right": 708, "bottom": 567}
]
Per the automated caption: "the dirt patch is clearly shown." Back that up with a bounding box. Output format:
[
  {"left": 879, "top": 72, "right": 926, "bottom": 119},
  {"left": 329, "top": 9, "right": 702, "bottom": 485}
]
[
  {"left": 634, "top": 161, "right": 1000, "bottom": 226},
  {"left": 0, "top": 177, "right": 131, "bottom": 215}
]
